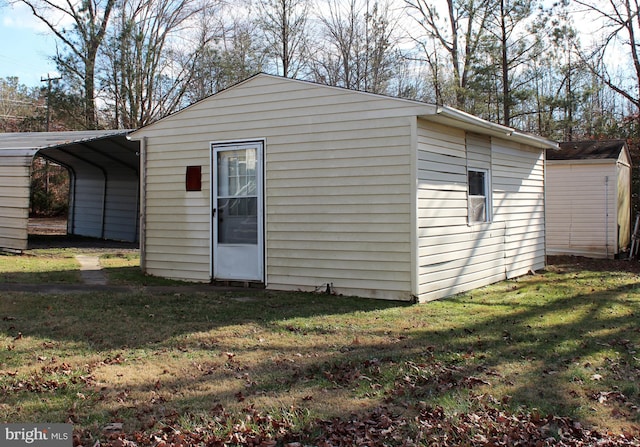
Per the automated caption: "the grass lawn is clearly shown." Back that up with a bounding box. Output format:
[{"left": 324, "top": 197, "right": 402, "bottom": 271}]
[{"left": 0, "top": 249, "right": 639, "bottom": 445}]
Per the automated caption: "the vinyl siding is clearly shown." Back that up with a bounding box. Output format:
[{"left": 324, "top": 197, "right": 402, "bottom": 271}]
[
  {"left": 144, "top": 154, "right": 211, "bottom": 281},
  {"left": 135, "top": 75, "right": 426, "bottom": 299},
  {"left": 0, "top": 154, "right": 31, "bottom": 250},
  {"left": 416, "top": 122, "right": 545, "bottom": 301},
  {"left": 133, "top": 74, "right": 550, "bottom": 300},
  {"left": 268, "top": 130, "right": 414, "bottom": 300},
  {"left": 546, "top": 161, "right": 621, "bottom": 258},
  {"left": 491, "top": 138, "right": 546, "bottom": 277}
]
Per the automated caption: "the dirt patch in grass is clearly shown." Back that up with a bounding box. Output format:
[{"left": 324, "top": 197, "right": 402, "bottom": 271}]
[
  {"left": 27, "top": 218, "right": 139, "bottom": 252},
  {"left": 547, "top": 254, "right": 640, "bottom": 274},
  {"left": 28, "top": 217, "right": 68, "bottom": 236}
]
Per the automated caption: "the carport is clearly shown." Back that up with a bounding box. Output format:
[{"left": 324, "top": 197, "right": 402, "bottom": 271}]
[{"left": 0, "top": 130, "right": 140, "bottom": 251}]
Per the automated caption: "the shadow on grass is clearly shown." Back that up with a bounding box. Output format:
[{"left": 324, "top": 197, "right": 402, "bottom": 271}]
[
  {"left": 1, "top": 259, "right": 640, "bottom": 436},
  {"left": 51, "top": 273, "right": 638, "bottom": 435},
  {"left": 437, "top": 280, "right": 640, "bottom": 418},
  {"left": 0, "top": 287, "right": 410, "bottom": 426},
  {"left": 0, "top": 288, "right": 408, "bottom": 349}
]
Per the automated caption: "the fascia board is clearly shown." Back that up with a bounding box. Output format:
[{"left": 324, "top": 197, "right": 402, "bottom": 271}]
[{"left": 420, "top": 105, "right": 559, "bottom": 150}]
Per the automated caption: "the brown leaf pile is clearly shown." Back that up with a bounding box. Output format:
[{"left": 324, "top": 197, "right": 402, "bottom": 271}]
[
  {"left": 78, "top": 402, "right": 640, "bottom": 447},
  {"left": 1, "top": 362, "right": 94, "bottom": 393},
  {"left": 314, "top": 404, "right": 640, "bottom": 447},
  {"left": 81, "top": 405, "right": 305, "bottom": 447}
]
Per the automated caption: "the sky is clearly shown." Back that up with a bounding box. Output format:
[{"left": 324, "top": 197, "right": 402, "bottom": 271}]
[
  {"left": 0, "top": 0, "right": 612, "bottom": 90},
  {"left": 0, "top": 1, "right": 59, "bottom": 88}
]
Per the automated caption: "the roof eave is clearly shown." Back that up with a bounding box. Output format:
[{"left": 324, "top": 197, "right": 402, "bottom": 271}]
[
  {"left": 420, "top": 105, "right": 559, "bottom": 150},
  {"left": 0, "top": 130, "right": 134, "bottom": 152}
]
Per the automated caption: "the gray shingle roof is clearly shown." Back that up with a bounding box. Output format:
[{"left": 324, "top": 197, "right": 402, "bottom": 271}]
[{"left": 549, "top": 140, "right": 627, "bottom": 160}]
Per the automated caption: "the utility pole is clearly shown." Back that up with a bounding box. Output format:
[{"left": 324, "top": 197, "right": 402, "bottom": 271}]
[
  {"left": 40, "top": 73, "right": 62, "bottom": 205},
  {"left": 41, "top": 73, "right": 61, "bottom": 131}
]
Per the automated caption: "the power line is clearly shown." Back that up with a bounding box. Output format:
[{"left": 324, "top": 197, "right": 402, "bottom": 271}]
[
  {"left": 0, "top": 99, "right": 36, "bottom": 106},
  {"left": 0, "top": 114, "right": 30, "bottom": 119}
]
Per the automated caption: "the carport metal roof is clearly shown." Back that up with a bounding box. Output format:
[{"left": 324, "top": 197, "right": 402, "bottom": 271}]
[{"left": 0, "top": 130, "right": 140, "bottom": 251}]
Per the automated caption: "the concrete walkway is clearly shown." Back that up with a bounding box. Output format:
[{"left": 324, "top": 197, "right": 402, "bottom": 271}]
[{"left": 75, "top": 254, "right": 108, "bottom": 285}]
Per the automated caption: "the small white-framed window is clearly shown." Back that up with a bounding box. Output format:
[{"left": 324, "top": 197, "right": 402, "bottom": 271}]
[{"left": 468, "top": 169, "right": 490, "bottom": 223}]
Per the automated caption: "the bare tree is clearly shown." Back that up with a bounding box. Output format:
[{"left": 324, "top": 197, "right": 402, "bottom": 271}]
[
  {"left": 15, "top": 0, "right": 115, "bottom": 129},
  {"left": 572, "top": 0, "right": 640, "bottom": 115},
  {"left": 182, "top": 1, "right": 226, "bottom": 102},
  {"left": 366, "top": 1, "right": 399, "bottom": 92},
  {"left": 212, "top": 17, "right": 266, "bottom": 88},
  {"left": 0, "top": 77, "right": 45, "bottom": 131},
  {"left": 311, "top": 0, "right": 399, "bottom": 93},
  {"left": 405, "top": 0, "right": 493, "bottom": 109},
  {"left": 184, "top": 10, "right": 266, "bottom": 102},
  {"left": 100, "top": 0, "right": 213, "bottom": 127},
  {"left": 256, "top": 0, "right": 310, "bottom": 77},
  {"left": 313, "top": 0, "right": 361, "bottom": 88}
]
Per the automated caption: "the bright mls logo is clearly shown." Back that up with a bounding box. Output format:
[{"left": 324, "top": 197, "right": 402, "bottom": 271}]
[{"left": 1, "top": 424, "right": 72, "bottom": 447}]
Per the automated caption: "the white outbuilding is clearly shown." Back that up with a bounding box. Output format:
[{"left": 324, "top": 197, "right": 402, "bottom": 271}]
[
  {"left": 546, "top": 140, "right": 632, "bottom": 259},
  {"left": 129, "top": 74, "right": 557, "bottom": 302}
]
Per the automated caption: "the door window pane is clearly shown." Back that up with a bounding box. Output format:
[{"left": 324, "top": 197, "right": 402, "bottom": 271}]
[
  {"left": 217, "top": 198, "right": 257, "bottom": 244},
  {"left": 218, "top": 149, "right": 257, "bottom": 197}
]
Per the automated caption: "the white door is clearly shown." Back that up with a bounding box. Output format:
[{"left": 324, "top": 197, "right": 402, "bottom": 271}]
[{"left": 212, "top": 141, "right": 264, "bottom": 281}]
